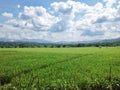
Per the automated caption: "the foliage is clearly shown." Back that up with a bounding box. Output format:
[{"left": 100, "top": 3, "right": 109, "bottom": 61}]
[{"left": 0, "top": 38, "right": 120, "bottom": 48}]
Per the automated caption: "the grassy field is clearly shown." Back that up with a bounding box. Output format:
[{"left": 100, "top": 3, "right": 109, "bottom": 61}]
[{"left": 0, "top": 47, "right": 120, "bottom": 90}]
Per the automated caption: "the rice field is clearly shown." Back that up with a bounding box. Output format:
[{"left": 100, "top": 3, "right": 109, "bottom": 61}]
[{"left": 0, "top": 47, "right": 120, "bottom": 90}]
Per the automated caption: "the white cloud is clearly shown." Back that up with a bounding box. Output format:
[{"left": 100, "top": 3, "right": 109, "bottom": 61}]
[
  {"left": 103, "top": 0, "right": 117, "bottom": 8},
  {"left": 0, "top": 0, "right": 120, "bottom": 42},
  {"left": 2, "top": 12, "right": 13, "bottom": 18},
  {"left": 17, "top": 4, "right": 21, "bottom": 8},
  {"left": 0, "top": 24, "right": 52, "bottom": 41},
  {"left": 18, "top": 6, "right": 59, "bottom": 31}
]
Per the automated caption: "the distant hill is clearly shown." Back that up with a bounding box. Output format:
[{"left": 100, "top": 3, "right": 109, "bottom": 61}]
[
  {"left": 0, "top": 37, "right": 120, "bottom": 48},
  {"left": 99, "top": 38, "right": 120, "bottom": 43},
  {"left": 0, "top": 38, "right": 52, "bottom": 43}
]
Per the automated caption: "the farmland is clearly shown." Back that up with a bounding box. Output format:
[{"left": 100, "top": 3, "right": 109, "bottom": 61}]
[{"left": 0, "top": 47, "right": 120, "bottom": 90}]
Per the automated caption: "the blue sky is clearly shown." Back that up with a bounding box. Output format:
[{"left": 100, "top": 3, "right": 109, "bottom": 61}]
[{"left": 0, "top": 0, "right": 120, "bottom": 42}]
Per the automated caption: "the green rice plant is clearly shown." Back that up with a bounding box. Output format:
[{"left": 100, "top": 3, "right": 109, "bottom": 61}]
[{"left": 0, "top": 47, "right": 120, "bottom": 89}]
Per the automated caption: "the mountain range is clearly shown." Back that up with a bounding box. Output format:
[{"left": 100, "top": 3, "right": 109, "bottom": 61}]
[{"left": 0, "top": 37, "right": 120, "bottom": 45}]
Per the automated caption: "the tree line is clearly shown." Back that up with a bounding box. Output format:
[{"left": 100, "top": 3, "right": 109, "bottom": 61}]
[{"left": 0, "top": 41, "right": 120, "bottom": 48}]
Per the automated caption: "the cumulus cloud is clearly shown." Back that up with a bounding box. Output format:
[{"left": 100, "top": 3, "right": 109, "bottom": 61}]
[
  {"left": 0, "top": 24, "right": 52, "bottom": 41},
  {"left": 0, "top": 0, "right": 120, "bottom": 42},
  {"left": 2, "top": 12, "right": 13, "bottom": 18},
  {"left": 18, "top": 6, "right": 59, "bottom": 31},
  {"left": 103, "top": 0, "right": 117, "bottom": 8}
]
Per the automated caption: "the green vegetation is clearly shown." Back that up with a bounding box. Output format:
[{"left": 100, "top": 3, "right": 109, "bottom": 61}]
[
  {"left": 0, "top": 47, "right": 120, "bottom": 90},
  {"left": 0, "top": 38, "right": 120, "bottom": 48}
]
